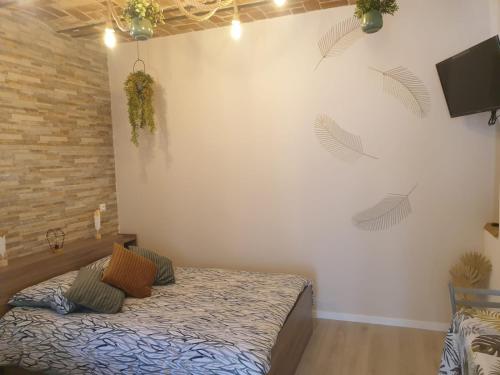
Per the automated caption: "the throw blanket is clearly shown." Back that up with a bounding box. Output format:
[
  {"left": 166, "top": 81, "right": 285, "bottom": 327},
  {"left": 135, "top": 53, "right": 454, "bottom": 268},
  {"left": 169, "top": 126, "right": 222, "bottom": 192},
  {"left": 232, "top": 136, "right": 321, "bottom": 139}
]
[
  {"left": 440, "top": 309, "right": 500, "bottom": 375},
  {"left": 0, "top": 267, "right": 309, "bottom": 375}
]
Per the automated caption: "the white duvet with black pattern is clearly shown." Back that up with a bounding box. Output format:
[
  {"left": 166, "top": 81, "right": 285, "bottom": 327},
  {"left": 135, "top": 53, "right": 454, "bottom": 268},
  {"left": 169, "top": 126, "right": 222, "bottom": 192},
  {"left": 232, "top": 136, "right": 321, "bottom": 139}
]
[{"left": 0, "top": 267, "right": 309, "bottom": 375}]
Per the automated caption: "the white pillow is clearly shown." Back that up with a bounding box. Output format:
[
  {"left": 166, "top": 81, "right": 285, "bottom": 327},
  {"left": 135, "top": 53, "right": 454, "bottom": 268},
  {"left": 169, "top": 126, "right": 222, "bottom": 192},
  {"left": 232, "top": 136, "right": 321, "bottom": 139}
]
[{"left": 8, "top": 271, "right": 79, "bottom": 315}]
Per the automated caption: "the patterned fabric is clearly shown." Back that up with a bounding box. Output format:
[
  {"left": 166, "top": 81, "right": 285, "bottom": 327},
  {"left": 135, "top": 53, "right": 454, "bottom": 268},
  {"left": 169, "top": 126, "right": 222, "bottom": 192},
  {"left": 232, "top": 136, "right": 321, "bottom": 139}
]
[
  {"left": 8, "top": 271, "right": 78, "bottom": 315},
  {"left": 439, "top": 309, "right": 500, "bottom": 375},
  {"left": 0, "top": 267, "right": 309, "bottom": 375},
  {"left": 102, "top": 244, "right": 157, "bottom": 298},
  {"left": 86, "top": 255, "right": 111, "bottom": 271},
  {"left": 129, "top": 245, "right": 175, "bottom": 285},
  {"left": 64, "top": 268, "right": 125, "bottom": 314}
]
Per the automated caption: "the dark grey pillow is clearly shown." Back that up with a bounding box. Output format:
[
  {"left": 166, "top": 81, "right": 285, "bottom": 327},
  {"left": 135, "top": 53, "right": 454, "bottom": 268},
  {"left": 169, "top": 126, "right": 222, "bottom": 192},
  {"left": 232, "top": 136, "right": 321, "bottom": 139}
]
[
  {"left": 64, "top": 268, "right": 125, "bottom": 314},
  {"left": 129, "top": 246, "right": 175, "bottom": 285}
]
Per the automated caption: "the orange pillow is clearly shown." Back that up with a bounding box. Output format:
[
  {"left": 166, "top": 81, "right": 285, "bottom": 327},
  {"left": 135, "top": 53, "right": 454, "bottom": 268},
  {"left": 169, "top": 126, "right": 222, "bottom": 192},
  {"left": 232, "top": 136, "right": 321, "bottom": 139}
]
[{"left": 102, "top": 243, "right": 157, "bottom": 298}]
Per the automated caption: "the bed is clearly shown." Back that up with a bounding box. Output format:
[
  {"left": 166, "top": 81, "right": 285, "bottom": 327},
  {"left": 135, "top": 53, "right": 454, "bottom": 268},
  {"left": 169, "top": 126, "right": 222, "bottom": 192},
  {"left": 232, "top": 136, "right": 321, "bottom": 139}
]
[
  {"left": 440, "top": 309, "right": 500, "bottom": 375},
  {"left": 0, "top": 234, "right": 313, "bottom": 375},
  {"left": 440, "top": 284, "right": 500, "bottom": 375}
]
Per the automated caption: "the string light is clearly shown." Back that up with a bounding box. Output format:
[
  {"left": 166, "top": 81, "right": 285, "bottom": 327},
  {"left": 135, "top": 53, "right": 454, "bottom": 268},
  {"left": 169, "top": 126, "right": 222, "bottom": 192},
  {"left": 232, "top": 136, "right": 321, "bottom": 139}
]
[
  {"left": 231, "top": 0, "right": 241, "bottom": 40},
  {"left": 104, "top": 26, "right": 117, "bottom": 49},
  {"left": 103, "top": 1, "right": 117, "bottom": 49},
  {"left": 274, "top": 0, "right": 286, "bottom": 6},
  {"left": 231, "top": 18, "right": 241, "bottom": 40}
]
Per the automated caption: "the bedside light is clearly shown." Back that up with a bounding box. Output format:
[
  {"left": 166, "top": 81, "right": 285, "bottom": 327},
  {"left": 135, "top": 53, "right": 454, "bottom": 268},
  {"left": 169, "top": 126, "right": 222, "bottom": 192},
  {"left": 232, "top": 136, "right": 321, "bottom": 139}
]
[{"left": 0, "top": 233, "right": 7, "bottom": 267}]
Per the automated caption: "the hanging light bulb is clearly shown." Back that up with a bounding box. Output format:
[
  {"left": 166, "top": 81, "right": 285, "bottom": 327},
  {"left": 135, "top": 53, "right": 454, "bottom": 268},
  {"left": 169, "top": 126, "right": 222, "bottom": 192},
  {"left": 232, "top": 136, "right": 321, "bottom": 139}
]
[
  {"left": 230, "top": 0, "right": 241, "bottom": 40},
  {"left": 103, "top": 1, "right": 117, "bottom": 49},
  {"left": 231, "top": 18, "right": 241, "bottom": 40},
  {"left": 274, "top": 0, "right": 286, "bottom": 6},
  {"left": 104, "top": 26, "right": 117, "bottom": 49}
]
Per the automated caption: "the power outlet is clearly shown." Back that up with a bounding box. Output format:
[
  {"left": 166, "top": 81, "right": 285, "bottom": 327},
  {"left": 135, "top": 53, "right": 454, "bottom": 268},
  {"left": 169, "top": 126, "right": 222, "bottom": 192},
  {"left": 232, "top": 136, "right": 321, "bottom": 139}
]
[{"left": 99, "top": 203, "right": 107, "bottom": 212}]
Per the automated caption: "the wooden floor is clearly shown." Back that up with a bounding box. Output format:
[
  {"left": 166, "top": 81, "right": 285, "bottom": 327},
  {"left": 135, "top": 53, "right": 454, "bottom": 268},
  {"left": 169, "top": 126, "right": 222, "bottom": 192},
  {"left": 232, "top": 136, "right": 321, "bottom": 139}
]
[{"left": 295, "top": 319, "right": 446, "bottom": 375}]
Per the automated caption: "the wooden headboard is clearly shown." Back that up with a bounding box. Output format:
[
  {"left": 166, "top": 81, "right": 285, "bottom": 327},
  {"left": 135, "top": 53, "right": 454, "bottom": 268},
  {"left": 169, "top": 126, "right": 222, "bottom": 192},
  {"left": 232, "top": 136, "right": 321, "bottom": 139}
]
[{"left": 0, "top": 234, "right": 136, "bottom": 317}]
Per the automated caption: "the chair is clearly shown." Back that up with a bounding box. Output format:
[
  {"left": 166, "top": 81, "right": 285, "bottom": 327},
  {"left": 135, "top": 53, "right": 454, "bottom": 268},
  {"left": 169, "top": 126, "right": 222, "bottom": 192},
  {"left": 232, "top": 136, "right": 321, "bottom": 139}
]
[{"left": 448, "top": 282, "right": 500, "bottom": 316}]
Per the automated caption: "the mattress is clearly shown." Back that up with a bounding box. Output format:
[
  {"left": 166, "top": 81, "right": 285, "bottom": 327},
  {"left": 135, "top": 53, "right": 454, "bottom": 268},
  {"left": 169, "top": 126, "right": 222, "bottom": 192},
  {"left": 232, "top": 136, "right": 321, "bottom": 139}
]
[{"left": 0, "top": 267, "right": 309, "bottom": 375}]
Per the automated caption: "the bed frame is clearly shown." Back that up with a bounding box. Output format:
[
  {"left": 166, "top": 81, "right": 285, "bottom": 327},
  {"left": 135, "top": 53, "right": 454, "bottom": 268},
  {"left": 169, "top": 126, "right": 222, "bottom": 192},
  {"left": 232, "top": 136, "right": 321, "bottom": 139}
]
[{"left": 0, "top": 235, "right": 313, "bottom": 375}]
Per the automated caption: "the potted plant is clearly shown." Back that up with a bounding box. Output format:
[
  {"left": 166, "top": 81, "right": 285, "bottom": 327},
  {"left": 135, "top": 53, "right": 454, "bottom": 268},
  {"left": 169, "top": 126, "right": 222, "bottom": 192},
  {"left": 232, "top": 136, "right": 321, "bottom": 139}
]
[
  {"left": 122, "top": 0, "right": 165, "bottom": 41},
  {"left": 124, "top": 70, "right": 156, "bottom": 146},
  {"left": 354, "top": 0, "right": 399, "bottom": 34}
]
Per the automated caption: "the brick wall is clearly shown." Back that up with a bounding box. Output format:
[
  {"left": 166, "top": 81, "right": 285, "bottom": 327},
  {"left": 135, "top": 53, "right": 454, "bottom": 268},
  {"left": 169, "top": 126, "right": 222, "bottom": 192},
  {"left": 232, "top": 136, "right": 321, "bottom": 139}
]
[{"left": 0, "top": 8, "right": 118, "bottom": 258}]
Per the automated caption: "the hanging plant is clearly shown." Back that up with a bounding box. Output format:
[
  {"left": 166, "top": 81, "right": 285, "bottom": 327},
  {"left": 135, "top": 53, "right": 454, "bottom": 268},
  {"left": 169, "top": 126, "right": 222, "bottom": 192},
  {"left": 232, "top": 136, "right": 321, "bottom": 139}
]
[
  {"left": 354, "top": 0, "right": 399, "bottom": 34},
  {"left": 124, "top": 70, "right": 156, "bottom": 146},
  {"left": 123, "top": 0, "right": 165, "bottom": 27},
  {"left": 122, "top": 0, "right": 165, "bottom": 40}
]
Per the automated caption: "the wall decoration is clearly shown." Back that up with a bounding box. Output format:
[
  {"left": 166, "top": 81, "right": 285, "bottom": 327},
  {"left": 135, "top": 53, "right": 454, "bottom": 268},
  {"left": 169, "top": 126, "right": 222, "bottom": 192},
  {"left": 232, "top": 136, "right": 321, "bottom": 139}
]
[
  {"left": 315, "top": 16, "right": 363, "bottom": 71},
  {"left": 353, "top": 185, "right": 416, "bottom": 231},
  {"left": 0, "top": 233, "right": 7, "bottom": 267},
  {"left": 371, "top": 66, "right": 430, "bottom": 118},
  {"left": 124, "top": 65, "right": 156, "bottom": 146},
  {"left": 354, "top": 0, "right": 399, "bottom": 34},
  {"left": 450, "top": 252, "right": 492, "bottom": 291},
  {"left": 46, "top": 229, "right": 65, "bottom": 254},
  {"left": 314, "top": 114, "right": 378, "bottom": 162}
]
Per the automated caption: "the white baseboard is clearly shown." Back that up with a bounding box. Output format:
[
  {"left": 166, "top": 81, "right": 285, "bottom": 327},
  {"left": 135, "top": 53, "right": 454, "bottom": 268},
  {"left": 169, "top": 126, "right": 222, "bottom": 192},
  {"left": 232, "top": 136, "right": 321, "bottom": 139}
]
[{"left": 315, "top": 310, "right": 450, "bottom": 332}]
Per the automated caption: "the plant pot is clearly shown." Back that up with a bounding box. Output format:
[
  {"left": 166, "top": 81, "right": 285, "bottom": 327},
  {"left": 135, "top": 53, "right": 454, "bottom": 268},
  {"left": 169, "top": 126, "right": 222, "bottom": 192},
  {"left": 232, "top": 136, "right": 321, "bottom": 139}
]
[
  {"left": 130, "top": 17, "right": 154, "bottom": 41},
  {"left": 361, "top": 9, "right": 383, "bottom": 34}
]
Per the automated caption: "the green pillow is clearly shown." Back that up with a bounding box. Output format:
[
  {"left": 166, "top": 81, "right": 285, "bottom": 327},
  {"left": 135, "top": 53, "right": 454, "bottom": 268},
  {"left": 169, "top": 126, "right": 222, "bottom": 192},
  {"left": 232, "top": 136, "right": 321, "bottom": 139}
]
[
  {"left": 129, "top": 246, "right": 175, "bottom": 285},
  {"left": 64, "top": 268, "right": 125, "bottom": 314}
]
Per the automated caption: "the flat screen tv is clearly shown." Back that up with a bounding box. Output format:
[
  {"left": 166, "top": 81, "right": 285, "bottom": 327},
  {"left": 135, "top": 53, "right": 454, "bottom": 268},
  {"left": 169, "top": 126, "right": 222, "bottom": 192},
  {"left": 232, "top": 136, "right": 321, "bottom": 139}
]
[{"left": 436, "top": 35, "right": 500, "bottom": 124}]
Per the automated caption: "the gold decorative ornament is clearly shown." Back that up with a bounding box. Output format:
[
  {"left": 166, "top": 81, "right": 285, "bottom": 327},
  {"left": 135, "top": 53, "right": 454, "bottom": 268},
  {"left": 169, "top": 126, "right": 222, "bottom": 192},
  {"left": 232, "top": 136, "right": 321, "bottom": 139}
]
[
  {"left": 46, "top": 229, "right": 66, "bottom": 254},
  {"left": 450, "top": 252, "right": 492, "bottom": 291}
]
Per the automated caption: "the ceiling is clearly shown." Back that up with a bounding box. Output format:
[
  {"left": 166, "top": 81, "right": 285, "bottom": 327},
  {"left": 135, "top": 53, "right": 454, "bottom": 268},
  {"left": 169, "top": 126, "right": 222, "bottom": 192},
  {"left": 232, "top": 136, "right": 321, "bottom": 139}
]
[{"left": 0, "top": 0, "right": 355, "bottom": 41}]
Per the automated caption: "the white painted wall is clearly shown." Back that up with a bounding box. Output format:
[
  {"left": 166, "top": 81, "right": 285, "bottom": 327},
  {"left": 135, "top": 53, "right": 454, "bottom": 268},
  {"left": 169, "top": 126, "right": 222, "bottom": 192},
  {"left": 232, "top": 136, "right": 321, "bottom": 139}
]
[
  {"left": 108, "top": 0, "right": 498, "bottom": 328},
  {"left": 485, "top": 0, "right": 500, "bottom": 290}
]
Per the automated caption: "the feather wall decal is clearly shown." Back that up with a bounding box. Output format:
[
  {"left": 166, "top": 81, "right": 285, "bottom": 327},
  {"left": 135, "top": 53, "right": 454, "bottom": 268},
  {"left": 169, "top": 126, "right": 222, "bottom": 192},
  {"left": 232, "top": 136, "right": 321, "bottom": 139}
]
[
  {"left": 315, "top": 16, "right": 363, "bottom": 71},
  {"left": 314, "top": 114, "right": 378, "bottom": 162},
  {"left": 371, "top": 66, "right": 431, "bottom": 117},
  {"left": 353, "top": 185, "right": 417, "bottom": 231}
]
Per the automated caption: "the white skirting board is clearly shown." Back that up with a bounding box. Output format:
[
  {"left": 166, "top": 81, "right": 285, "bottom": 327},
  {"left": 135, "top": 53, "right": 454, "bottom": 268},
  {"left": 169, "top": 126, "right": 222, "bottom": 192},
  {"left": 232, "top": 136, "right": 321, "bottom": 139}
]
[{"left": 315, "top": 310, "right": 450, "bottom": 332}]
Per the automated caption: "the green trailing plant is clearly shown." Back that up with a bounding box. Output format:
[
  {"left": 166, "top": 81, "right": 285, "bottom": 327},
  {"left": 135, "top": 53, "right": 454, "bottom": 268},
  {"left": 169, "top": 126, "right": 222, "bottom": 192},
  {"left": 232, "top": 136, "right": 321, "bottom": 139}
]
[
  {"left": 354, "top": 0, "right": 399, "bottom": 18},
  {"left": 124, "top": 71, "right": 156, "bottom": 146},
  {"left": 122, "top": 0, "right": 165, "bottom": 27}
]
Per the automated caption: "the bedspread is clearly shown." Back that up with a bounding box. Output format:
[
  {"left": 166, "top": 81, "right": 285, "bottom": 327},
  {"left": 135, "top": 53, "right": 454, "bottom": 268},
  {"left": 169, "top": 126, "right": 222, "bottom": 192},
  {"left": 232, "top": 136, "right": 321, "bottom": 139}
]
[
  {"left": 0, "top": 267, "right": 310, "bottom": 375},
  {"left": 439, "top": 309, "right": 500, "bottom": 375}
]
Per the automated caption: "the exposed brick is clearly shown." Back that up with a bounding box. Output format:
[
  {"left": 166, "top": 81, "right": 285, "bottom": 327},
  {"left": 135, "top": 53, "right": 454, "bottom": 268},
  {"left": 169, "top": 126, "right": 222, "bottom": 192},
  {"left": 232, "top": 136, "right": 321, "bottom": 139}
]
[
  {"left": 4, "top": 0, "right": 355, "bottom": 42},
  {"left": 0, "top": 8, "right": 118, "bottom": 259}
]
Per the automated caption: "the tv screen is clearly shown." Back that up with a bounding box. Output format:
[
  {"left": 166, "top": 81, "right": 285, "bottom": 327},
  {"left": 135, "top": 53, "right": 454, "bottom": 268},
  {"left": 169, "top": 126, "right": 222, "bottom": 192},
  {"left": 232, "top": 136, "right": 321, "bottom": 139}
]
[{"left": 436, "top": 35, "right": 500, "bottom": 118}]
